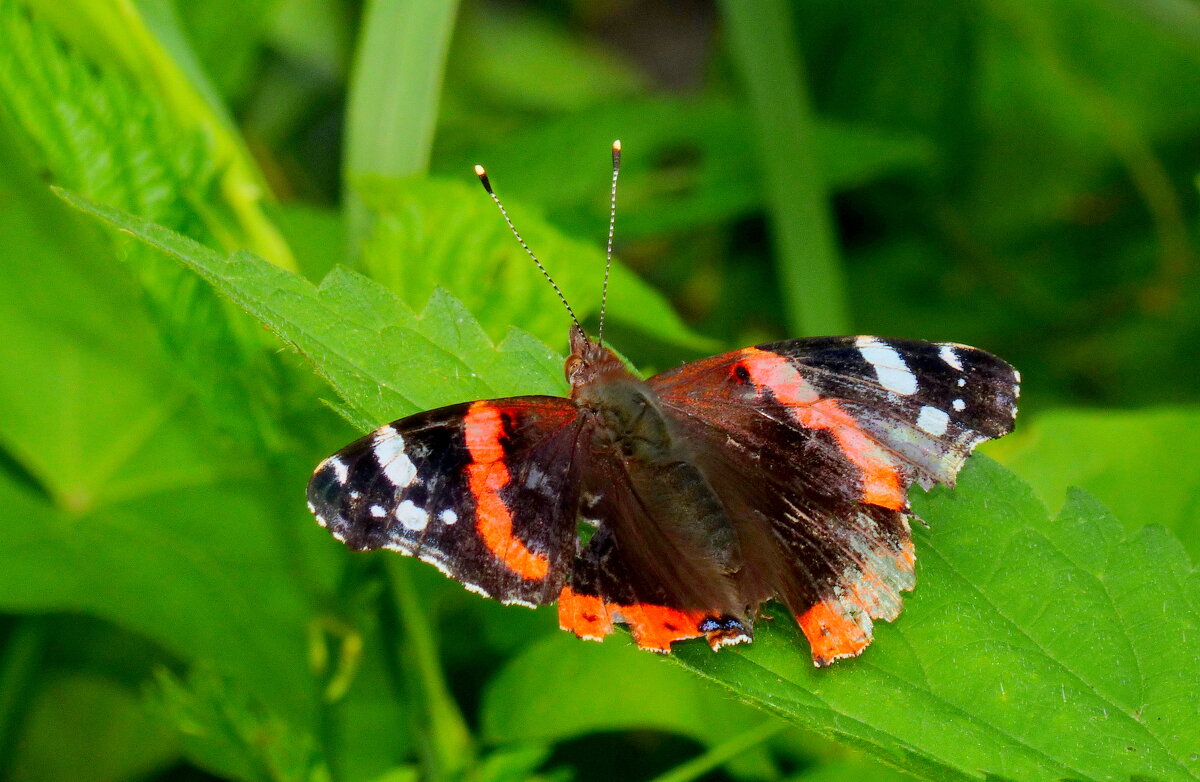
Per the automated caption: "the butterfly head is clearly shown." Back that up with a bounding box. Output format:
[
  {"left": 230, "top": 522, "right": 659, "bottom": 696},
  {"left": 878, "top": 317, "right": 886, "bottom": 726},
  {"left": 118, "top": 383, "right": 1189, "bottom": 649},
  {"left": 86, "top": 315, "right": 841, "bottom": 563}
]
[{"left": 565, "top": 324, "right": 626, "bottom": 391}]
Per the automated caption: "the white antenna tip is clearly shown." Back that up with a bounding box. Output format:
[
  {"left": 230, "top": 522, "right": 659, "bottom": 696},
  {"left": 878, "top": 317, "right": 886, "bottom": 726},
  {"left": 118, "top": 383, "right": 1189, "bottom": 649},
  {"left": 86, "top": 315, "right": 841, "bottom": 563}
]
[
  {"left": 612, "top": 140, "right": 621, "bottom": 152},
  {"left": 473, "top": 164, "right": 486, "bottom": 176}
]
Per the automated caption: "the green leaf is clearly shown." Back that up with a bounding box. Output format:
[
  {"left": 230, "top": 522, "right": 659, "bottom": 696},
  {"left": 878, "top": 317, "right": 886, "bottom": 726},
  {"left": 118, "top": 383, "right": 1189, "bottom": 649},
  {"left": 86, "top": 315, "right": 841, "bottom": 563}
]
[
  {"left": 0, "top": 141, "right": 277, "bottom": 513},
  {"left": 482, "top": 635, "right": 780, "bottom": 782},
  {"left": 176, "top": 0, "right": 277, "bottom": 100},
  {"left": 0, "top": 7, "right": 305, "bottom": 453},
  {"left": 344, "top": 0, "right": 459, "bottom": 183},
  {"left": 448, "top": 3, "right": 645, "bottom": 113},
  {"left": 786, "top": 757, "right": 911, "bottom": 782},
  {"left": 474, "top": 745, "right": 553, "bottom": 782},
  {"left": 674, "top": 458, "right": 1200, "bottom": 781},
  {"left": 986, "top": 406, "right": 1200, "bottom": 561},
  {"left": 355, "top": 175, "right": 716, "bottom": 352},
  {"left": 57, "top": 187, "right": 567, "bottom": 425},
  {"left": 3, "top": 0, "right": 292, "bottom": 268},
  {"left": 343, "top": 0, "right": 460, "bottom": 245}
]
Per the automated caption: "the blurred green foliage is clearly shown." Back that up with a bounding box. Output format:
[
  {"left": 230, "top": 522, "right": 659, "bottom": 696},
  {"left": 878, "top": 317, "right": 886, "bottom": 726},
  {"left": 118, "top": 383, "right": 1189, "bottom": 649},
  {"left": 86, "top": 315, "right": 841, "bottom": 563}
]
[{"left": 1, "top": 1, "right": 1198, "bottom": 781}]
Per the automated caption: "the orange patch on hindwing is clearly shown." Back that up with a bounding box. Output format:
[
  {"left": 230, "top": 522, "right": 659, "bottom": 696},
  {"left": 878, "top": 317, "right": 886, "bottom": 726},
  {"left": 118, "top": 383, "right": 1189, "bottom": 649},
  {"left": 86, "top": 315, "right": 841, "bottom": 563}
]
[
  {"left": 797, "top": 600, "right": 871, "bottom": 666},
  {"left": 557, "top": 588, "right": 710, "bottom": 651},
  {"left": 464, "top": 402, "right": 550, "bottom": 581},
  {"left": 739, "top": 348, "right": 906, "bottom": 510},
  {"left": 617, "top": 603, "right": 707, "bottom": 652},
  {"left": 557, "top": 586, "right": 613, "bottom": 640},
  {"left": 796, "top": 534, "right": 916, "bottom": 666}
]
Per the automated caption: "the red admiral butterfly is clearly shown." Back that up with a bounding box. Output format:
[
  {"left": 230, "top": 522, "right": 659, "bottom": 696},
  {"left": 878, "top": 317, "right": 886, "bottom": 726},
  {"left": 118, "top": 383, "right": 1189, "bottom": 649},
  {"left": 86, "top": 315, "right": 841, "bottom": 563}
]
[{"left": 308, "top": 142, "right": 1020, "bottom": 666}]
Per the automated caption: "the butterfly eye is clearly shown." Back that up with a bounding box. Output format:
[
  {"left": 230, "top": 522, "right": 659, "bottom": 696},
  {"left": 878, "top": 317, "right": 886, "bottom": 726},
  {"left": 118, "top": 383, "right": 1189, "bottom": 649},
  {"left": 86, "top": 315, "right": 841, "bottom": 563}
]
[{"left": 565, "top": 356, "right": 584, "bottom": 383}]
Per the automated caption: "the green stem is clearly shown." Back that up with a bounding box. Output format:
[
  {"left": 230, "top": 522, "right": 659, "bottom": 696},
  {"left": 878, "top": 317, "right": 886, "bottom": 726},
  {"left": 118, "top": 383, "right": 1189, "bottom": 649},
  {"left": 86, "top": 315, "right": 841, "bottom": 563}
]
[
  {"left": 343, "top": 0, "right": 461, "bottom": 244},
  {"left": 648, "top": 720, "right": 788, "bottom": 782},
  {"left": 386, "top": 559, "right": 474, "bottom": 779},
  {"left": 0, "top": 617, "right": 48, "bottom": 771},
  {"left": 720, "top": 0, "right": 849, "bottom": 335}
]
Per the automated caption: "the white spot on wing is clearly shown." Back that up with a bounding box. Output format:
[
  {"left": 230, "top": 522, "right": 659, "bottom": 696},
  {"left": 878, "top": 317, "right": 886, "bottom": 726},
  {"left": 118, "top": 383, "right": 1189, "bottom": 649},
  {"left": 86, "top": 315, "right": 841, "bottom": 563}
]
[
  {"left": 370, "top": 505, "right": 387, "bottom": 518},
  {"left": 855, "top": 337, "right": 917, "bottom": 396},
  {"left": 326, "top": 456, "right": 349, "bottom": 484},
  {"left": 373, "top": 429, "right": 418, "bottom": 488},
  {"left": 938, "top": 344, "right": 965, "bottom": 371},
  {"left": 372, "top": 424, "right": 398, "bottom": 444},
  {"left": 952, "top": 398, "right": 966, "bottom": 412},
  {"left": 439, "top": 509, "right": 458, "bottom": 525},
  {"left": 957, "top": 377, "right": 966, "bottom": 387},
  {"left": 395, "top": 499, "right": 428, "bottom": 531},
  {"left": 917, "top": 405, "right": 950, "bottom": 436}
]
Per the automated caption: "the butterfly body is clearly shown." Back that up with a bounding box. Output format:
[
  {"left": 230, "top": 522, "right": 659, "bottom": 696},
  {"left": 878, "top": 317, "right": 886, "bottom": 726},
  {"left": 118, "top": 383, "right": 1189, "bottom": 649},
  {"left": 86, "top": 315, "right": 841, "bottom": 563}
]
[{"left": 308, "top": 324, "right": 1020, "bottom": 665}]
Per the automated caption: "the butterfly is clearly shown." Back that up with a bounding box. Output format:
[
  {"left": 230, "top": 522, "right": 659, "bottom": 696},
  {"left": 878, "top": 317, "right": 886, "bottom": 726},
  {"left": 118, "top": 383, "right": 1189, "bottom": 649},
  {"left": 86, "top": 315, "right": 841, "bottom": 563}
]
[{"left": 307, "top": 142, "right": 1020, "bottom": 666}]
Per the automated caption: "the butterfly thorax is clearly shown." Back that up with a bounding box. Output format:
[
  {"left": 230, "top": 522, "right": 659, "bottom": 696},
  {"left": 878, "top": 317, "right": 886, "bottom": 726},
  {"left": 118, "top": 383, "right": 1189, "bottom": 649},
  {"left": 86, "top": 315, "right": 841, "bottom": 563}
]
[
  {"left": 564, "top": 325, "right": 677, "bottom": 459},
  {"left": 565, "top": 327, "right": 743, "bottom": 587}
]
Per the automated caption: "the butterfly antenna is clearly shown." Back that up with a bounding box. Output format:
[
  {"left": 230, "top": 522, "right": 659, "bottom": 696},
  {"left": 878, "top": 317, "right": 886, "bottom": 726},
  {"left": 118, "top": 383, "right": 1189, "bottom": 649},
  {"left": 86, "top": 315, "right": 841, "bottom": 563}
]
[
  {"left": 597, "top": 139, "right": 621, "bottom": 349},
  {"left": 474, "top": 164, "right": 582, "bottom": 333}
]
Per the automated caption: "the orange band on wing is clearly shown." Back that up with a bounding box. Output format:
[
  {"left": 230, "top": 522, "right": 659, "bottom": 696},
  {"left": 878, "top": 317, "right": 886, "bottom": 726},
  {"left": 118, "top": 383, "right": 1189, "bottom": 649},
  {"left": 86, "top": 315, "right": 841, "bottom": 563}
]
[
  {"left": 740, "top": 349, "right": 906, "bottom": 510},
  {"left": 464, "top": 402, "right": 550, "bottom": 581}
]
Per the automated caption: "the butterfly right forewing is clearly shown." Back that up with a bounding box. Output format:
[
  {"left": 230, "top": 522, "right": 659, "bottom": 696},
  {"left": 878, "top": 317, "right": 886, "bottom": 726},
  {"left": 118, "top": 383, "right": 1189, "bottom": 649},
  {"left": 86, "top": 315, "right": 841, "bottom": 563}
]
[{"left": 649, "top": 336, "right": 1019, "bottom": 664}]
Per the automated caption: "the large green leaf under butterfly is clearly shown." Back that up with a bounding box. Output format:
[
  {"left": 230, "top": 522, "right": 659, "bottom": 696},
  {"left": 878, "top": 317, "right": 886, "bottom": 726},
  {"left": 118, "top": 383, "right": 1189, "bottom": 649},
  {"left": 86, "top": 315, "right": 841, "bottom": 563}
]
[{"left": 58, "top": 190, "right": 1200, "bottom": 781}]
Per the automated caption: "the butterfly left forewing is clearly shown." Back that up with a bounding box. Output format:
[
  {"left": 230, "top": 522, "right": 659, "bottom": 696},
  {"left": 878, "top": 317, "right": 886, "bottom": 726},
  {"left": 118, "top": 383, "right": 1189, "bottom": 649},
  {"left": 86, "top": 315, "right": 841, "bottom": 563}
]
[{"left": 308, "top": 397, "right": 584, "bottom": 607}]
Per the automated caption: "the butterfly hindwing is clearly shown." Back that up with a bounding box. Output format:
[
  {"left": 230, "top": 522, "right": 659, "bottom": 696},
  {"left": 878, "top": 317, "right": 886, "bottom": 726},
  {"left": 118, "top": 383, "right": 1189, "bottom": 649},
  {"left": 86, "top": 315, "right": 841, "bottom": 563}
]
[
  {"left": 559, "top": 525, "right": 754, "bottom": 653},
  {"left": 307, "top": 397, "right": 584, "bottom": 607}
]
